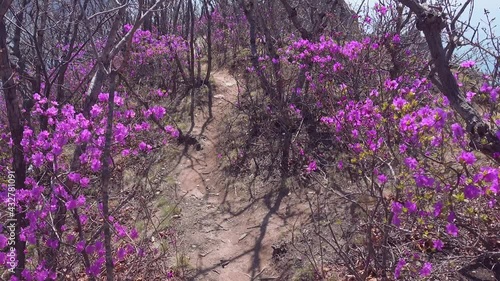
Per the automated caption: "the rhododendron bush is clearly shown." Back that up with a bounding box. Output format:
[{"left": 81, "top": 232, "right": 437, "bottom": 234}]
[
  {"left": 225, "top": 0, "right": 499, "bottom": 279},
  {"left": 0, "top": 29, "right": 181, "bottom": 281},
  {"left": 0, "top": 0, "right": 201, "bottom": 279}
]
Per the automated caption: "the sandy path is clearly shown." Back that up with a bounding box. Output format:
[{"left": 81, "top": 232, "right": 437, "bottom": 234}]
[{"left": 171, "top": 70, "right": 306, "bottom": 281}]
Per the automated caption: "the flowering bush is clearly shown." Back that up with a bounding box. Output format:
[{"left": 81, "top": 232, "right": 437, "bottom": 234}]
[
  {"left": 0, "top": 22, "right": 181, "bottom": 279},
  {"left": 224, "top": 0, "right": 500, "bottom": 279}
]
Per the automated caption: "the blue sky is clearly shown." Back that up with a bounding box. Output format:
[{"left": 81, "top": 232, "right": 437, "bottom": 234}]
[
  {"left": 346, "top": 0, "right": 499, "bottom": 30},
  {"left": 346, "top": 0, "right": 499, "bottom": 70},
  {"left": 471, "top": 1, "right": 500, "bottom": 23},
  {"left": 467, "top": 1, "right": 499, "bottom": 34}
]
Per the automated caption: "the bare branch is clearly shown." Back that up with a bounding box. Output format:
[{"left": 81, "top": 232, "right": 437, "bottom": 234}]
[
  {"left": 0, "top": 0, "right": 13, "bottom": 18},
  {"left": 398, "top": 0, "right": 500, "bottom": 161}
]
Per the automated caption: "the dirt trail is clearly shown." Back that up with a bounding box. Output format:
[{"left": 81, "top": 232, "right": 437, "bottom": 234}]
[{"left": 171, "top": 70, "right": 306, "bottom": 281}]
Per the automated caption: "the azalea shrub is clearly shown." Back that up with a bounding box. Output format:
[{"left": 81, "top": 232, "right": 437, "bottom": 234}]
[
  {"left": 0, "top": 20, "right": 184, "bottom": 279},
  {"left": 224, "top": 0, "right": 500, "bottom": 279}
]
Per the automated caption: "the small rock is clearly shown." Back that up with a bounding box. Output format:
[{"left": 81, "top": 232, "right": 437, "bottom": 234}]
[{"left": 238, "top": 233, "right": 248, "bottom": 241}]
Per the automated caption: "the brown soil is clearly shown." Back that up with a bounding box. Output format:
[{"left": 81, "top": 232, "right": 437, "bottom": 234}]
[{"left": 170, "top": 70, "right": 309, "bottom": 281}]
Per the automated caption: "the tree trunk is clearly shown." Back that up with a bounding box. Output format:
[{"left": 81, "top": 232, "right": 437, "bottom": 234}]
[
  {"left": 100, "top": 71, "right": 118, "bottom": 281},
  {"left": 399, "top": 0, "right": 500, "bottom": 162},
  {"left": 0, "top": 16, "right": 28, "bottom": 279}
]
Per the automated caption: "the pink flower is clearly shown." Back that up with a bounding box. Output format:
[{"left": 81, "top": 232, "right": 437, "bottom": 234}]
[
  {"left": 385, "top": 79, "right": 398, "bottom": 90},
  {"left": 76, "top": 241, "right": 85, "bottom": 253},
  {"left": 489, "top": 183, "right": 498, "bottom": 195},
  {"left": 0, "top": 235, "right": 7, "bottom": 248},
  {"left": 65, "top": 200, "right": 77, "bottom": 210},
  {"left": 46, "top": 239, "right": 59, "bottom": 249},
  {"left": 489, "top": 198, "right": 497, "bottom": 207},
  {"left": 433, "top": 239, "right": 444, "bottom": 251},
  {"left": 404, "top": 157, "right": 418, "bottom": 170},
  {"left": 392, "top": 34, "right": 401, "bottom": 44},
  {"left": 68, "top": 172, "right": 81, "bottom": 183},
  {"left": 333, "top": 62, "right": 343, "bottom": 72},
  {"left": 460, "top": 60, "right": 475, "bottom": 68},
  {"left": 446, "top": 223, "right": 458, "bottom": 236},
  {"left": 150, "top": 106, "right": 166, "bottom": 119},
  {"left": 80, "top": 177, "right": 90, "bottom": 187},
  {"left": 419, "top": 262, "right": 432, "bottom": 277},
  {"left": 165, "top": 125, "right": 179, "bottom": 138},
  {"left": 67, "top": 234, "right": 75, "bottom": 242},
  {"left": 117, "top": 247, "right": 127, "bottom": 261},
  {"left": 451, "top": 123, "right": 464, "bottom": 140},
  {"left": 370, "top": 89, "right": 379, "bottom": 97},
  {"left": 405, "top": 201, "right": 417, "bottom": 213},
  {"left": 114, "top": 123, "right": 128, "bottom": 143},
  {"left": 87, "top": 258, "right": 104, "bottom": 276},
  {"left": 86, "top": 244, "right": 95, "bottom": 255},
  {"left": 79, "top": 214, "right": 88, "bottom": 225},
  {"left": 306, "top": 161, "right": 317, "bottom": 174},
  {"left": 90, "top": 104, "right": 102, "bottom": 118},
  {"left": 378, "top": 174, "right": 388, "bottom": 184},
  {"left": 139, "top": 141, "right": 148, "bottom": 151},
  {"left": 90, "top": 159, "right": 101, "bottom": 172},
  {"left": 433, "top": 201, "right": 443, "bottom": 217},
  {"left": 394, "top": 259, "right": 405, "bottom": 279},
  {"left": 351, "top": 129, "right": 359, "bottom": 138},
  {"left": 464, "top": 185, "right": 481, "bottom": 199},
  {"left": 490, "top": 88, "right": 499, "bottom": 102},
  {"left": 466, "top": 91, "right": 476, "bottom": 102},
  {"left": 130, "top": 228, "right": 139, "bottom": 239},
  {"left": 458, "top": 151, "right": 476, "bottom": 165},
  {"left": 141, "top": 122, "right": 150, "bottom": 130},
  {"left": 51, "top": 145, "right": 62, "bottom": 156},
  {"left": 143, "top": 108, "right": 152, "bottom": 118},
  {"left": 121, "top": 149, "right": 130, "bottom": 156},
  {"left": 32, "top": 152, "right": 45, "bottom": 167},
  {"left": 375, "top": 3, "right": 388, "bottom": 15},
  {"left": 114, "top": 94, "right": 124, "bottom": 106},
  {"left": 392, "top": 202, "right": 403, "bottom": 214},
  {"left": 46, "top": 106, "right": 58, "bottom": 117},
  {"left": 114, "top": 222, "right": 127, "bottom": 237},
  {"left": 98, "top": 93, "right": 109, "bottom": 102},
  {"left": 393, "top": 97, "right": 407, "bottom": 110},
  {"left": 481, "top": 82, "right": 491, "bottom": 92},
  {"left": 123, "top": 24, "right": 132, "bottom": 33},
  {"left": 79, "top": 129, "right": 92, "bottom": 143},
  {"left": 320, "top": 117, "right": 334, "bottom": 125},
  {"left": 134, "top": 124, "right": 143, "bottom": 131},
  {"left": 125, "top": 110, "right": 136, "bottom": 119}
]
